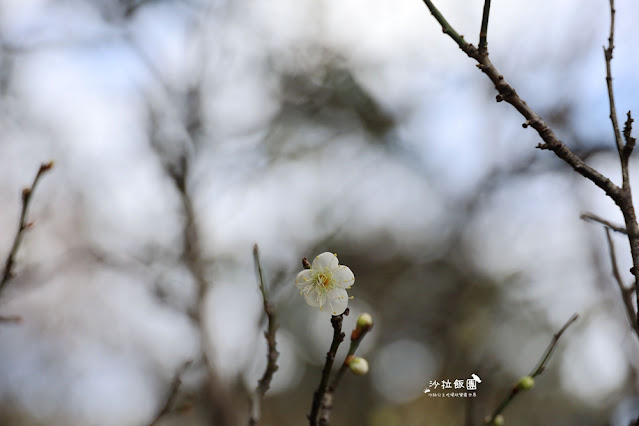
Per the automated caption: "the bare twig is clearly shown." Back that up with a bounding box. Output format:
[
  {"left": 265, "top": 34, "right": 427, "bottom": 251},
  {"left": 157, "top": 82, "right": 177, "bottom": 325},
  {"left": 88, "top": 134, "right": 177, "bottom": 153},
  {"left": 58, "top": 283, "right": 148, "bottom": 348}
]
[
  {"left": 421, "top": 0, "right": 467, "bottom": 48},
  {"left": 420, "top": 0, "right": 621, "bottom": 202},
  {"left": 484, "top": 314, "right": 578, "bottom": 424},
  {"left": 601, "top": 0, "right": 639, "bottom": 335},
  {"left": 529, "top": 314, "right": 579, "bottom": 377},
  {"left": 317, "top": 317, "right": 374, "bottom": 425},
  {"left": 149, "top": 361, "right": 192, "bottom": 426},
  {"left": 248, "top": 244, "right": 279, "bottom": 426},
  {"left": 580, "top": 212, "right": 627, "bottom": 235},
  {"left": 604, "top": 0, "right": 625, "bottom": 159},
  {"left": 420, "top": 0, "right": 639, "bottom": 333},
  {"left": 1, "top": 161, "right": 54, "bottom": 294},
  {"left": 478, "top": 0, "right": 492, "bottom": 54},
  {"left": 327, "top": 321, "right": 373, "bottom": 394},
  {"left": 0, "top": 315, "right": 21, "bottom": 323},
  {"left": 309, "top": 309, "right": 348, "bottom": 426},
  {"left": 604, "top": 228, "right": 638, "bottom": 334}
]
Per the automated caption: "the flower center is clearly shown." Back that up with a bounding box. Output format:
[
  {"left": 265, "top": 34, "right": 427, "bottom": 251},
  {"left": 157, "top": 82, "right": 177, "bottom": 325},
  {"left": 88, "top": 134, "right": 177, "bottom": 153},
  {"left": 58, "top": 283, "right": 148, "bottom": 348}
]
[{"left": 314, "top": 272, "right": 334, "bottom": 291}]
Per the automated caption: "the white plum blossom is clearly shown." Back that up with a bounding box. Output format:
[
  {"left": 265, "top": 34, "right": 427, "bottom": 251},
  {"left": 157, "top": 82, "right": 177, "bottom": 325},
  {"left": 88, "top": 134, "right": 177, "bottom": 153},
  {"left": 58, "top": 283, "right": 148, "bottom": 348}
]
[{"left": 295, "top": 252, "right": 355, "bottom": 314}]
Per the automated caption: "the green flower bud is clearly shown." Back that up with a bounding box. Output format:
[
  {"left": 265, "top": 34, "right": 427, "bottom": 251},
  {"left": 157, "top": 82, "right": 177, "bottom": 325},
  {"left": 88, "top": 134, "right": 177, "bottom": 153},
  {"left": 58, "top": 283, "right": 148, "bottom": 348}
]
[
  {"left": 492, "top": 414, "right": 504, "bottom": 426},
  {"left": 356, "top": 313, "right": 373, "bottom": 329},
  {"left": 517, "top": 376, "right": 534, "bottom": 391},
  {"left": 349, "top": 357, "right": 369, "bottom": 376}
]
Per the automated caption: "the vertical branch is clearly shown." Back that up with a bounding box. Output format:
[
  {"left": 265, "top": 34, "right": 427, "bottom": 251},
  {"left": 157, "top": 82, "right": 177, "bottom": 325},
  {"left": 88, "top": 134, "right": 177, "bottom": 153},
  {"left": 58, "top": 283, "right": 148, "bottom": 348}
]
[
  {"left": 604, "top": 228, "right": 638, "bottom": 335},
  {"left": 478, "top": 0, "right": 492, "bottom": 54},
  {"left": 604, "top": 0, "right": 624, "bottom": 159},
  {"left": 318, "top": 315, "right": 373, "bottom": 425},
  {"left": 602, "top": 0, "right": 639, "bottom": 336},
  {"left": 1, "top": 161, "right": 54, "bottom": 294},
  {"left": 166, "top": 157, "right": 236, "bottom": 426},
  {"left": 327, "top": 318, "right": 373, "bottom": 394},
  {"left": 248, "top": 244, "right": 279, "bottom": 426},
  {"left": 309, "top": 309, "right": 348, "bottom": 426}
]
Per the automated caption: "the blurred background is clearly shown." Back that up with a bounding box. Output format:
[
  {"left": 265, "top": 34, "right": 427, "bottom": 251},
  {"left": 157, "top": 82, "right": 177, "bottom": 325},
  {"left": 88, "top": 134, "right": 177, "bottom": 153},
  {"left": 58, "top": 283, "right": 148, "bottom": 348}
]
[{"left": 1, "top": 0, "right": 639, "bottom": 425}]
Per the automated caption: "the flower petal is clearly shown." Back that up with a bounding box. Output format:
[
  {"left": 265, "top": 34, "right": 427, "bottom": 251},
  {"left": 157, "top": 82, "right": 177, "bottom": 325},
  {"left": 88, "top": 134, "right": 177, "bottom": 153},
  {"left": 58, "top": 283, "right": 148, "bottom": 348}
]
[
  {"left": 327, "top": 287, "right": 347, "bottom": 301},
  {"left": 295, "top": 270, "right": 313, "bottom": 290},
  {"left": 304, "top": 291, "right": 324, "bottom": 308},
  {"left": 312, "top": 252, "right": 338, "bottom": 271},
  {"left": 332, "top": 266, "right": 354, "bottom": 288},
  {"left": 326, "top": 288, "right": 348, "bottom": 315}
]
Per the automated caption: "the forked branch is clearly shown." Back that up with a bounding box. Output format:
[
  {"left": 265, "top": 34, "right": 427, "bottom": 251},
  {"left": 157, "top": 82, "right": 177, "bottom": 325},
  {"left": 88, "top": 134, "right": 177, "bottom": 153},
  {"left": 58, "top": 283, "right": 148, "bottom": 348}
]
[{"left": 420, "top": 0, "right": 639, "bottom": 333}]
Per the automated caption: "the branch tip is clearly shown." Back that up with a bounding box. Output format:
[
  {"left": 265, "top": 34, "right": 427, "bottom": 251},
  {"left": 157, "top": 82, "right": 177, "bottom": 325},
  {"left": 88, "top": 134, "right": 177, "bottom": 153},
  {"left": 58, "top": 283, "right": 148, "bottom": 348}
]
[
  {"left": 484, "top": 314, "right": 578, "bottom": 424},
  {"left": 421, "top": 0, "right": 468, "bottom": 50},
  {"left": 1, "top": 161, "right": 55, "bottom": 294},
  {"left": 309, "top": 311, "right": 348, "bottom": 426},
  {"left": 478, "top": 0, "right": 492, "bottom": 53}
]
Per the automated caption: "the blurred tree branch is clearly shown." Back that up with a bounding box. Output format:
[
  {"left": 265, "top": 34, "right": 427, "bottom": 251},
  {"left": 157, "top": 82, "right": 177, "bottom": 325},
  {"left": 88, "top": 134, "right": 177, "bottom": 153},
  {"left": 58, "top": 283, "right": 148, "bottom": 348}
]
[
  {"left": 484, "top": 314, "right": 578, "bottom": 424},
  {"left": 165, "top": 155, "right": 238, "bottom": 426},
  {"left": 148, "top": 361, "right": 192, "bottom": 426},
  {"left": 248, "top": 244, "right": 280, "bottom": 426},
  {"left": 581, "top": 212, "right": 627, "bottom": 235},
  {"left": 1, "top": 161, "right": 54, "bottom": 295}
]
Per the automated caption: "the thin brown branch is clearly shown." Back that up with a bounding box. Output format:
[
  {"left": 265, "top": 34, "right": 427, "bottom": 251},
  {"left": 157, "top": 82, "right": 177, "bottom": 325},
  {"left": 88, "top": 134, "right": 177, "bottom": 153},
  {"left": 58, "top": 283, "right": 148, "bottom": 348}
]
[
  {"left": 1, "top": 161, "right": 54, "bottom": 294},
  {"left": 484, "top": 314, "right": 578, "bottom": 424},
  {"left": 317, "top": 316, "right": 373, "bottom": 425},
  {"left": 309, "top": 309, "right": 348, "bottom": 426},
  {"left": 421, "top": 0, "right": 467, "bottom": 49},
  {"left": 605, "top": 228, "right": 639, "bottom": 335},
  {"left": 248, "top": 244, "right": 279, "bottom": 426},
  {"left": 420, "top": 0, "right": 639, "bottom": 332},
  {"left": 529, "top": 314, "right": 579, "bottom": 377},
  {"left": 478, "top": 0, "right": 492, "bottom": 54},
  {"left": 601, "top": 0, "right": 639, "bottom": 336},
  {"left": 604, "top": 0, "right": 625, "bottom": 158},
  {"left": 149, "top": 361, "right": 192, "bottom": 426},
  {"left": 580, "top": 212, "right": 627, "bottom": 234},
  {"left": 419, "top": 2, "right": 622, "bottom": 204},
  {"left": 327, "top": 321, "right": 373, "bottom": 394}
]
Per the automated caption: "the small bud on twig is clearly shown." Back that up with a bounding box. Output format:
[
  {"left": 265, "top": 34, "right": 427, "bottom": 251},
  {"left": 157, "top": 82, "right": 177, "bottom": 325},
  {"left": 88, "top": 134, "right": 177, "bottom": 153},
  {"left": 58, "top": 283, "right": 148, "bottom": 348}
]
[
  {"left": 516, "top": 375, "right": 534, "bottom": 391},
  {"left": 352, "top": 313, "right": 374, "bottom": 340},
  {"left": 40, "top": 161, "right": 55, "bottom": 172},
  {"left": 302, "top": 257, "right": 311, "bottom": 269},
  {"left": 492, "top": 414, "right": 505, "bottom": 426},
  {"left": 348, "top": 357, "right": 369, "bottom": 376}
]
